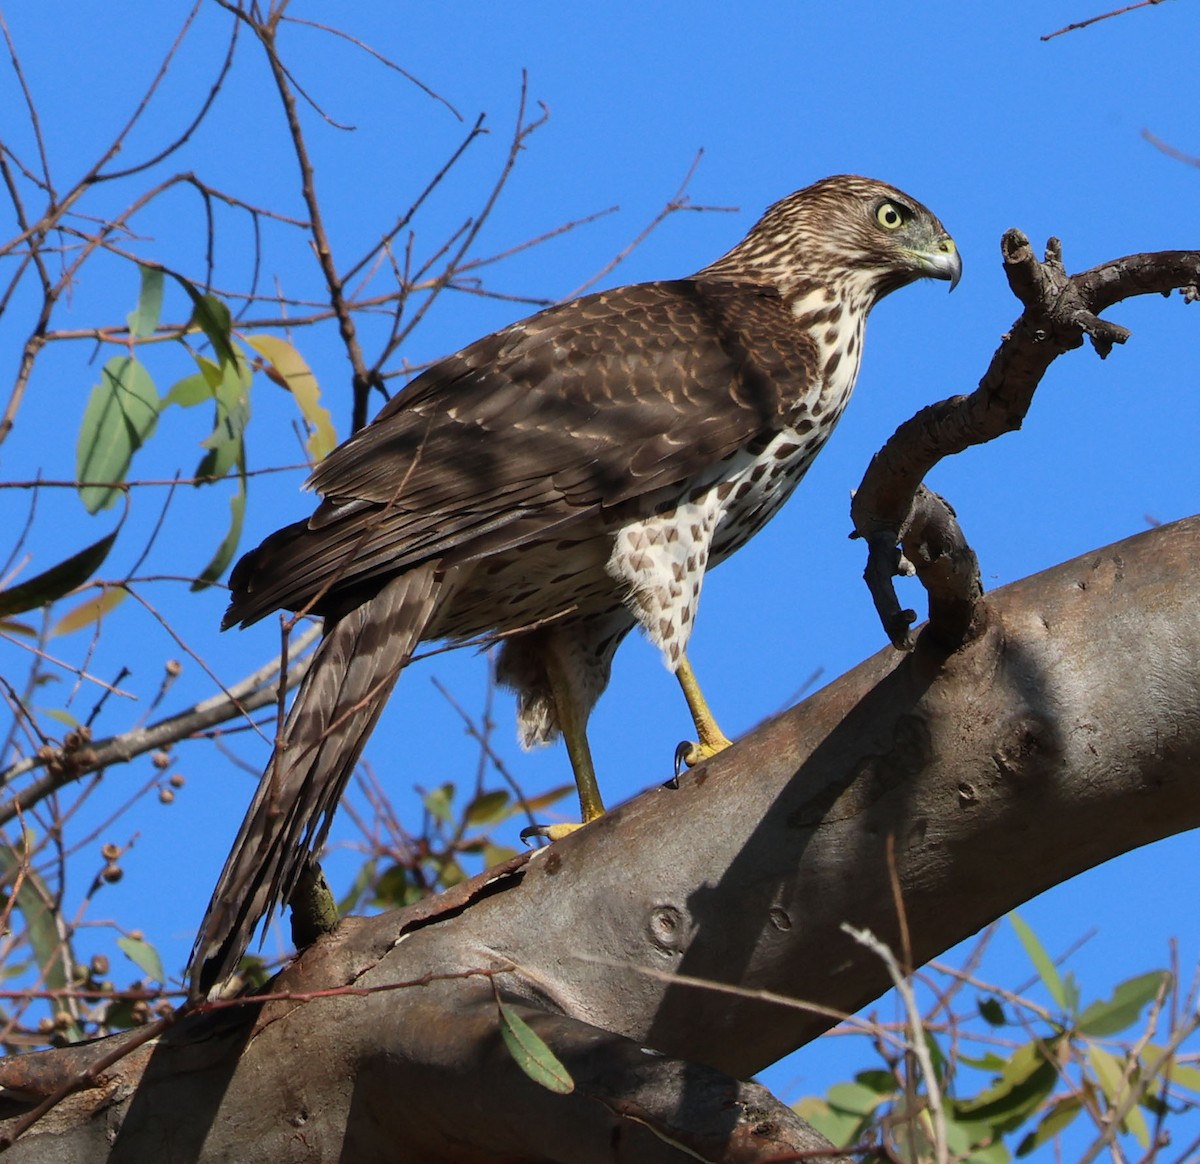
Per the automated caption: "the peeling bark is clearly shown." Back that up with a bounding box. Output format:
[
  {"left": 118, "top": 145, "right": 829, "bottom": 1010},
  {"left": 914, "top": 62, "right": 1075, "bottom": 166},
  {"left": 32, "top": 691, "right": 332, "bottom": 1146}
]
[{"left": 2, "top": 515, "right": 1197, "bottom": 1161}]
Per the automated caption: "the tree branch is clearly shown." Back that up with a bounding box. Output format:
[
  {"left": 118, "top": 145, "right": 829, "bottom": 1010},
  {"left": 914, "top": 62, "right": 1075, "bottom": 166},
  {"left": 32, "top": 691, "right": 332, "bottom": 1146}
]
[
  {"left": 2, "top": 514, "right": 1197, "bottom": 1159},
  {"left": 851, "top": 241, "right": 1200, "bottom": 649},
  {"left": 0, "top": 625, "right": 321, "bottom": 827}
]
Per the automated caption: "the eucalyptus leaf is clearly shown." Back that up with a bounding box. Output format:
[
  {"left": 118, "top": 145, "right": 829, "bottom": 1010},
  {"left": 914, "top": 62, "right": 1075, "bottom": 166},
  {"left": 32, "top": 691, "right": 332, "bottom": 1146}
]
[
  {"left": 116, "top": 935, "right": 166, "bottom": 984},
  {"left": 1077, "top": 970, "right": 1169, "bottom": 1037},
  {"left": 496, "top": 1000, "right": 574, "bottom": 1094},
  {"left": 245, "top": 333, "right": 337, "bottom": 460},
  {"left": 191, "top": 487, "right": 246, "bottom": 590},
  {"left": 0, "top": 531, "right": 117, "bottom": 618},
  {"left": 76, "top": 357, "right": 161, "bottom": 513},
  {"left": 1009, "top": 912, "right": 1069, "bottom": 1013},
  {"left": 126, "top": 264, "right": 164, "bottom": 339}
]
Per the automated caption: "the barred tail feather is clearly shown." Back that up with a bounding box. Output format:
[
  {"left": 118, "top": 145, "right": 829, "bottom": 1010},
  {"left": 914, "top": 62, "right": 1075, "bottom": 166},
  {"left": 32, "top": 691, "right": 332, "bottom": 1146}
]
[{"left": 189, "top": 564, "right": 450, "bottom": 998}]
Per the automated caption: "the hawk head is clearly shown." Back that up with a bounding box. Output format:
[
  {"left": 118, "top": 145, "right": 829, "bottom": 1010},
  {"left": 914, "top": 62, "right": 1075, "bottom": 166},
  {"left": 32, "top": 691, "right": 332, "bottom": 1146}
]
[{"left": 701, "top": 174, "right": 961, "bottom": 306}]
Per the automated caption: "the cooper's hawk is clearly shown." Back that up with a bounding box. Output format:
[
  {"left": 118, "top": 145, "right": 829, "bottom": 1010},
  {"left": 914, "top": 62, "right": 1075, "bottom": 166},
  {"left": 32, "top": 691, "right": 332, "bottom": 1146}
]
[{"left": 189, "top": 175, "right": 959, "bottom": 997}]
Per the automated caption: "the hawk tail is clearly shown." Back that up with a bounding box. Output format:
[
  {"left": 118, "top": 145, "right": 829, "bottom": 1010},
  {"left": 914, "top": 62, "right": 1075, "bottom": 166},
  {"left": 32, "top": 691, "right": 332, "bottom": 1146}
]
[{"left": 188, "top": 563, "right": 449, "bottom": 999}]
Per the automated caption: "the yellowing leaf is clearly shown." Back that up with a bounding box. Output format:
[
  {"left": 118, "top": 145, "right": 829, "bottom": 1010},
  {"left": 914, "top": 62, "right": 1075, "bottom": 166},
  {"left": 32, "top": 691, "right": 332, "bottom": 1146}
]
[
  {"left": 245, "top": 334, "right": 337, "bottom": 460},
  {"left": 53, "top": 587, "right": 128, "bottom": 636},
  {"left": 1146, "top": 1044, "right": 1200, "bottom": 1093},
  {"left": 1088, "top": 1044, "right": 1150, "bottom": 1147}
]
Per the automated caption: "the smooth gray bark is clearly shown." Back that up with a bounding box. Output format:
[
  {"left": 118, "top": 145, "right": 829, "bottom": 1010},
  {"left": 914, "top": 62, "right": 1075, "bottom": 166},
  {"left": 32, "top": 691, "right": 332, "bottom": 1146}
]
[{"left": 2, "top": 516, "right": 1198, "bottom": 1161}]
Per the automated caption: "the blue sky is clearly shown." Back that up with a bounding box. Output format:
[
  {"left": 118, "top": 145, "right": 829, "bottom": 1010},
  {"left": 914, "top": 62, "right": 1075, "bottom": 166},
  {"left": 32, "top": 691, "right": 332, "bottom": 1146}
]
[{"left": 1, "top": 1, "right": 1198, "bottom": 1146}]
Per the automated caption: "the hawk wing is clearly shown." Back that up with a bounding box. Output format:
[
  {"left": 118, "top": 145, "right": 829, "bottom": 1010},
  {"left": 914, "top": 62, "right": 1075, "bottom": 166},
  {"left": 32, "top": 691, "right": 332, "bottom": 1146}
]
[{"left": 227, "top": 278, "right": 820, "bottom": 626}]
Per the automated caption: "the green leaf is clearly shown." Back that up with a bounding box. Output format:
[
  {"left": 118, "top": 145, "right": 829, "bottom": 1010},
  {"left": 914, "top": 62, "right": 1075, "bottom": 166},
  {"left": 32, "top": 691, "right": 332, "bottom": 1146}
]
[
  {"left": 793, "top": 1098, "right": 865, "bottom": 1149},
  {"left": 116, "top": 935, "right": 165, "bottom": 984},
  {"left": 956, "top": 1039, "right": 1060, "bottom": 1133},
  {"left": 853, "top": 1069, "right": 898, "bottom": 1094},
  {"left": 1061, "top": 969, "right": 1082, "bottom": 1015},
  {"left": 1016, "top": 1095, "right": 1082, "bottom": 1156},
  {"left": 126, "top": 265, "right": 164, "bottom": 339},
  {"left": 0, "top": 531, "right": 117, "bottom": 618},
  {"left": 52, "top": 586, "right": 128, "bottom": 636},
  {"left": 245, "top": 334, "right": 337, "bottom": 460},
  {"left": 1077, "top": 970, "right": 1169, "bottom": 1037},
  {"left": 465, "top": 789, "right": 510, "bottom": 826},
  {"left": 924, "top": 1028, "right": 949, "bottom": 1083},
  {"left": 0, "top": 844, "right": 81, "bottom": 1043},
  {"left": 1009, "top": 912, "right": 1069, "bottom": 1013},
  {"left": 959, "top": 1051, "right": 1011, "bottom": 1072},
  {"left": 76, "top": 357, "right": 161, "bottom": 513},
  {"left": 978, "top": 996, "right": 1007, "bottom": 1026},
  {"left": 827, "top": 1081, "right": 886, "bottom": 1116},
  {"left": 964, "top": 1142, "right": 1011, "bottom": 1164},
  {"left": 523, "top": 783, "right": 577, "bottom": 812},
  {"left": 370, "top": 863, "right": 414, "bottom": 908},
  {"left": 191, "top": 487, "right": 245, "bottom": 590},
  {"left": 174, "top": 277, "right": 237, "bottom": 368},
  {"left": 194, "top": 348, "right": 251, "bottom": 484},
  {"left": 338, "top": 858, "right": 377, "bottom": 913},
  {"left": 482, "top": 843, "right": 518, "bottom": 867},
  {"left": 942, "top": 1116, "right": 979, "bottom": 1157},
  {"left": 423, "top": 783, "right": 455, "bottom": 824},
  {"left": 163, "top": 372, "right": 213, "bottom": 409},
  {"left": 496, "top": 1000, "right": 574, "bottom": 1094}
]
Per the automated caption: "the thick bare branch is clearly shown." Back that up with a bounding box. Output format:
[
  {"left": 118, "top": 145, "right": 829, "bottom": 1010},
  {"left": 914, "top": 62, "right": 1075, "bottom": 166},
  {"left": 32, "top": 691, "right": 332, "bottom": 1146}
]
[{"left": 2, "top": 514, "right": 1197, "bottom": 1159}]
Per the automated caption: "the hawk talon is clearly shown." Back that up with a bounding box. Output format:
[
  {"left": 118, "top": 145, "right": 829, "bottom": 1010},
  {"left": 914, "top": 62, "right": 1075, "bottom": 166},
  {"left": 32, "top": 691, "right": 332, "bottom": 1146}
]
[
  {"left": 678, "top": 735, "right": 733, "bottom": 770},
  {"left": 669, "top": 740, "right": 693, "bottom": 785}
]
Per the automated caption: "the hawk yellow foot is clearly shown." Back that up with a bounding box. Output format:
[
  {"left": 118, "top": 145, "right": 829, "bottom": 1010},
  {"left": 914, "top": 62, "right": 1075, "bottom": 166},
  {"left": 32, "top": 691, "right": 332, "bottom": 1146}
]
[
  {"left": 674, "top": 653, "right": 733, "bottom": 772},
  {"left": 520, "top": 821, "right": 588, "bottom": 843}
]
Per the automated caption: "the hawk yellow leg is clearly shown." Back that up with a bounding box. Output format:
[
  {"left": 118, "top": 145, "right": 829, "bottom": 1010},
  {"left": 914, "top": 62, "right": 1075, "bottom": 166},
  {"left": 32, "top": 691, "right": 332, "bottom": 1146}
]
[
  {"left": 521, "top": 638, "right": 606, "bottom": 842},
  {"left": 675, "top": 653, "right": 733, "bottom": 766}
]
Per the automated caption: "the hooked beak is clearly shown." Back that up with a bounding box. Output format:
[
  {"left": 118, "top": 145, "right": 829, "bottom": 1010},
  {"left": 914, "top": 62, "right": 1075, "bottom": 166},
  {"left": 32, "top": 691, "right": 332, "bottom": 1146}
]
[{"left": 921, "top": 235, "right": 962, "bottom": 291}]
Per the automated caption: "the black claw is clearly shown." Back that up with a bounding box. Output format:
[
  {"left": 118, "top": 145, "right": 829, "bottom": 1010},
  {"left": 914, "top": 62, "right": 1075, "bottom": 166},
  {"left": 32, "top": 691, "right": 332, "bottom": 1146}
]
[
  {"left": 520, "top": 824, "right": 551, "bottom": 844},
  {"left": 668, "top": 740, "right": 694, "bottom": 788}
]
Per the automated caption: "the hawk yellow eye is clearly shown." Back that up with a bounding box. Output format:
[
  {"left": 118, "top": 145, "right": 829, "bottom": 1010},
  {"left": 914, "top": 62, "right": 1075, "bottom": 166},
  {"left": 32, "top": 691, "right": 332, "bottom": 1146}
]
[{"left": 875, "top": 201, "right": 906, "bottom": 230}]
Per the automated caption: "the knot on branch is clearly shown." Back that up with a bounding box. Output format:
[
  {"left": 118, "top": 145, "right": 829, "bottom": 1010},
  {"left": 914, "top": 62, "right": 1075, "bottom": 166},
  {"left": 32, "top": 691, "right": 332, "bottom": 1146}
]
[{"left": 1002, "top": 231, "right": 1131, "bottom": 359}]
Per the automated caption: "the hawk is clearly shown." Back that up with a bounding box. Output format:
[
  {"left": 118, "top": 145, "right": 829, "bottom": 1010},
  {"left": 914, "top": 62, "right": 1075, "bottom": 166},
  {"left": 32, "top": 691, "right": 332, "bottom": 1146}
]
[{"left": 190, "top": 175, "right": 959, "bottom": 997}]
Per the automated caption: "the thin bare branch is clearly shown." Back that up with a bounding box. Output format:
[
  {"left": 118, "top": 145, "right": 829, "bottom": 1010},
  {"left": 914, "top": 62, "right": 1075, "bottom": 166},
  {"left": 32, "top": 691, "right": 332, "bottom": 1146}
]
[
  {"left": 562, "top": 149, "right": 736, "bottom": 301},
  {"left": 280, "top": 15, "right": 462, "bottom": 121},
  {"left": 0, "top": 624, "right": 322, "bottom": 827},
  {"left": 1143, "top": 129, "right": 1200, "bottom": 169},
  {"left": 1042, "top": 0, "right": 1171, "bottom": 41}
]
